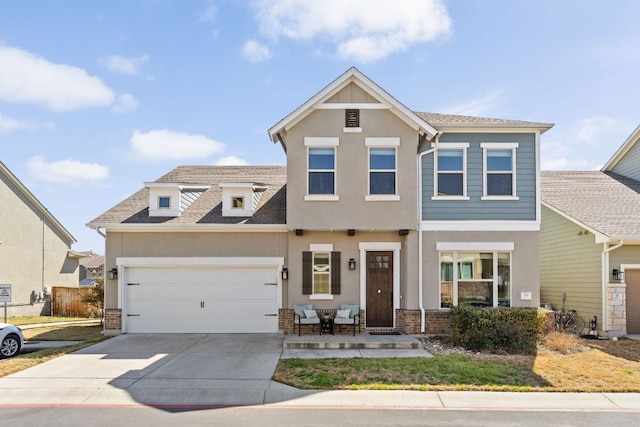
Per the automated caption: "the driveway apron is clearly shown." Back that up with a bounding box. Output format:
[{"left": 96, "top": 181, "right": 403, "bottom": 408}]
[{"left": 0, "top": 334, "right": 301, "bottom": 406}]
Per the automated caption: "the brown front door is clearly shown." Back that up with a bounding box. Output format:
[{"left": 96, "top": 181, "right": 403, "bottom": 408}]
[
  {"left": 625, "top": 270, "right": 640, "bottom": 334},
  {"left": 366, "top": 251, "right": 394, "bottom": 327}
]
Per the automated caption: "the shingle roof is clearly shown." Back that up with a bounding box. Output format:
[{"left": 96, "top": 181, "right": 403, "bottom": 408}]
[
  {"left": 541, "top": 171, "right": 640, "bottom": 240},
  {"left": 415, "top": 112, "right": 554, "bottom": 130},
  {"left": 88, "top": 166, "right": 287, "bottom": 226},
  {"left": 80, "top": 253, "right": 104, "bottom": 269}
]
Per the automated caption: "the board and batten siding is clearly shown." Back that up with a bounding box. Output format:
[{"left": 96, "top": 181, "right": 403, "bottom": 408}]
[
  {"left": 610, "top": 139, "right": 640, "bottom": 181},
  {"left": 421, "top": 133, "right": 536, "bottom": 221},
  {"left": 539, "top": 205, "right": 602, "bottom": 326}
]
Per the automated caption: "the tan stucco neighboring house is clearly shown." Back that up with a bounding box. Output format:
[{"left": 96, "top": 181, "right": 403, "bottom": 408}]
[
  {"left": 79, "top": 252, "right": 104, "bottom": 285},
  {"left": 541, "top": 124, "right": 640, "bottom": 337},
  {"left": 89, "top": 67, "right": 553, "bottom": 336},
  {"left": 0, "top": 161, "right": 79, "bottom": 316}
]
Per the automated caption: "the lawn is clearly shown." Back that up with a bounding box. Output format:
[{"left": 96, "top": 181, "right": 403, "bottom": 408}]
[
  {"left": 274, "top": 337, "right": 640, "bottom": 392},
  {"left": 6, "top": 316, "right": 92, "bottom": 326}
]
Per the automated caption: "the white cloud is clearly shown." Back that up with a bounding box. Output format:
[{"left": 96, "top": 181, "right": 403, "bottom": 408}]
[
  {"left": 575, "top": 116, "right": 617, "bottom": 144},
  {"left": 100, "top": 54, "right": 149, "bottom": 75},
  {"left": 129, "top": 129, "right": 226, "bottom": 162},
  {"left": 443, "top": 90, "right": 503, "bottom": 117},
  {"left": 250, "top": 0, "right": 451, "bottom": 62},
  {"left": 242, "top": 40, "right": 271, "bottom": 63},
  {"left": 113, "top": 93, "right": 139, "bottom": 113},
  {"left": 199, "top": 4, "right": 217, "bottom": 22},
  {"left": 27, "top": 155, "right": 109, "bottom": 185},
  {"left": 215, "top": 155, "right": 249, "bottom": 166},
  {"left": 0, "top": 43, "right": 115, "bottom": 111},
  {"left": 0, "top": 113, "right": 29, "bottom": 131}
]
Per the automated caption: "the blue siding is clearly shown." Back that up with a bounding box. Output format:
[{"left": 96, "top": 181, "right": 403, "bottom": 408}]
[{"left": 421, "top": 133, "right": 537, "bottom": 221}]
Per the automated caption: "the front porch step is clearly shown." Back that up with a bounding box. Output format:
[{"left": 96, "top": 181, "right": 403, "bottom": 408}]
[{"left": 283, "top": 333, "right": 422, "bottom": 350}]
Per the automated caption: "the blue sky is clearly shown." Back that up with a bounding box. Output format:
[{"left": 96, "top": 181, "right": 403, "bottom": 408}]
[{"left": 1, "top": 0, "right": 639, "bottom": 253}]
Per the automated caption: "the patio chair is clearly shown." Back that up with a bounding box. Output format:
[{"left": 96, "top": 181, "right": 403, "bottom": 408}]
[
  {"left": 293, "top": 304, "right": 321, "bottom": 336},
  {"left": 333, "top": 304, "right": 360, "bottom": 336}
]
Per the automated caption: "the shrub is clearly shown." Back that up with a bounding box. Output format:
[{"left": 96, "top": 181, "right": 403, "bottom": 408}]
[{"left": 449, "top": 306, "right": 547, "bottom": 355}]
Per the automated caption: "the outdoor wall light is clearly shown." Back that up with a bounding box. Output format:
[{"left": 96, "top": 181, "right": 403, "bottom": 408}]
[
  {"left": 281, "top": 268, "right": 289, "bottom": 280},
  {"left": 348, "top": 258, "right": 357, "bottom": 270},
  {"left": 613, "top": 268, "right": 624, "bottom": 282},
  {"left": 107, "top": 268, "right": 118, "bottom": 280}
]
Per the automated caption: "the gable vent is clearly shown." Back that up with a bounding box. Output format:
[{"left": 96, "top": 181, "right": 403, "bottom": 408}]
[{"left": 345, "top": 109, "right": 360, "bottom": 127}]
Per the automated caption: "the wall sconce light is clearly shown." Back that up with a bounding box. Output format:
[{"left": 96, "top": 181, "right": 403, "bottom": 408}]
[
  {"left": 107, "top": 268, "right": 118, "bottom": 280},
  {"left": 281, "top": 268, "right": 289, "bottom": 280},
  {"left": 613, "top": 269, "right": 624, "bottom": 282},
  {"left": 348, "top": 258, "right": 356, "bottom": 270}
]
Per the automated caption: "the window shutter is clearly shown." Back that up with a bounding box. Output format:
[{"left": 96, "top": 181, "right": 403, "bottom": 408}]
[
  {"left": 331, "top": 251, "right": 341, "bottom": 295},
  {"left": 302, "top": 251, "right": 312, "bottom": 295}
]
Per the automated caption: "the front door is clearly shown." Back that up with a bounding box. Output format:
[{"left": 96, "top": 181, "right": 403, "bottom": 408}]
[
  {"left": 625, "top": 269, "right": 640, "bottom": 334},
  {"left": 366, "top": 251, "right": 394, "bottom": 327}
]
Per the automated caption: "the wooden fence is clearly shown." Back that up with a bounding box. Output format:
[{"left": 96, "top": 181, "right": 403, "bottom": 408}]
[{"left": 51, "top": 286, "right": 89, "bottom": 317}]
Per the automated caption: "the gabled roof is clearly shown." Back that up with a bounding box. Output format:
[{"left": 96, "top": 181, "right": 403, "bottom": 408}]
[
  {"left": 601, "top": 124, "right": 640, "bottom": 171},
  {"left": 0, "top": 161, "right": 76, "bottom": 244},
  {"left": 80, "top": 253, "right": 104, "bottom": 269},
  {"left": 541, "top": 171, "right": 640, "bottom": 242},
  {"left": 87, "top": 166, "right": 287, "bottom": 228},
  {"left": 268, "top": 67, "right": 439, "bottom": 143},
  {"left": 415, "top": 112, "right": 554, "bottom": 133}
]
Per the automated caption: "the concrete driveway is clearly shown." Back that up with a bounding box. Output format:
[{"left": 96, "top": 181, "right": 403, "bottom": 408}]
[{"left": 0, "top": 334, "right": 305, "bottom": 406}]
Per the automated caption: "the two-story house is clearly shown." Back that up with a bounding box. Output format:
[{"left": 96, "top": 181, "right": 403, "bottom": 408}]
[{"left": 89, "top": 68, "right": 552, "bottom": 335}]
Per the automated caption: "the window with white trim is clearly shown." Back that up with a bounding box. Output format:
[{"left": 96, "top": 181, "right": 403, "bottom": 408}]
[
  {"left": 482, "top": 143, "right": 518, "bottom": 198},
  {"left": 369, "top": 147, "right": 396, "bottom": 195},
  {"left": 440, "top": 251, "right": 511, "bottom": 308},
  {"left": 312, "top": 252, "right": 331, "bottom": 294},
  {"left": 158, "top": 196, "right": 171, "bottom": 209},
  {"left": 435, "top": 144, "right": 468, "bottom": 198},
  {"left": 308, "top": 147, "right": 336, "bottom": 195}
]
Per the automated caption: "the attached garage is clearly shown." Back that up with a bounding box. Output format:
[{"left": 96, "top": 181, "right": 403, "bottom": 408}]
[
  {"left": 625, "top": 269, "right": 640, "bottom": 334},
  {"left": 119, "top": 258, "right": 283, "bottom": 334}
]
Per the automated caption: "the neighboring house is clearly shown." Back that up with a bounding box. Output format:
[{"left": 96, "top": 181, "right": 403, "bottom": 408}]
[
  {"left": 0, "top": 161, "right": 80, "bottom": 316},
  {"left": 541, "top": 125, "right": 640, "bottom": 337},
  {"left": 79, "top": 252, "right": 104, "bottom": 285},
  {"left": 88, "top": 67, "right": 552, "bottom": 335}
]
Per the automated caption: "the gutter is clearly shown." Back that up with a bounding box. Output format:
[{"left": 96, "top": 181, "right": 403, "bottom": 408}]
[
  {"left": 601, "top": 240, "right": 624, "bottom": 333},
  {"left": 417, "top": 132, "right": 441, "bottom": 333}
]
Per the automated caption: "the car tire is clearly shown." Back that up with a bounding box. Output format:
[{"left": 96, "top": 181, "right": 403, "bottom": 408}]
[{"left": 0, "top": 334, "right": 21, "bottom": 359}]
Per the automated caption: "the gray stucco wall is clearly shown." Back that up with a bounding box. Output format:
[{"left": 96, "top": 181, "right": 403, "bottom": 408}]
[
  {"left": 421, "top": 133, "right": 537, "bottom": 221},
  {"left": 422, "top": 230, "right": 540, "bottom": 309}
]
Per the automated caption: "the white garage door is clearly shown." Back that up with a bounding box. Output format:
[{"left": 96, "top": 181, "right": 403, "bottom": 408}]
[{"left": 124, "top": 266, "right": 279, "bottom": 333}]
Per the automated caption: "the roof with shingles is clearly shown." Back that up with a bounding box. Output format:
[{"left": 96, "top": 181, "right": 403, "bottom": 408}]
[
  {"left": 541, "top": 171, "right": 640, "bottom": 240},
  {"left": 415, "top": 112, "right": 554, "bottom": 129},
  {"left": 88, "top": 165, "right": 286, "bottom": 226}
]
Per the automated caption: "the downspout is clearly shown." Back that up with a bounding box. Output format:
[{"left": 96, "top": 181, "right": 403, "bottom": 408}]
[
  {"left": 418, "top": 132, "right": 441, "bottom": 333},
  {"left": 602, "top": 240, "right": 623, "bottom": 333}
]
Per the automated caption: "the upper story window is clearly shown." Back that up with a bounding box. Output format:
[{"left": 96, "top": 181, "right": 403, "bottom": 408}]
[
  {"left": 158, "top": 196, "right": 171, "bottom": 209},
  {"left": 231, "top": 196, "right": 244, "bottom": 209},
  {"left": 369, "top": 147, "right": 396, "bottom": 195},
  {"left": 434, "top": 143, "right": 469, "bottom": 199},
  {"left": 308, "top": 147, "right": 336, "bottom": 195},
  {"left": 481, "top": 143, "right": 519, "bottom": 199}
]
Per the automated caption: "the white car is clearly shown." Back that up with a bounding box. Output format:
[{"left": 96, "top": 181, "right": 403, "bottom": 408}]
[{"left": 0, "top": 322, "right": 24, "bottom": 359}]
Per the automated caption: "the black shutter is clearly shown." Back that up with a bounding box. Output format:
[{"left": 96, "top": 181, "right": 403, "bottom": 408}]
[
  {"left": 331, "top": 251, "right": 341, "bottom": 295},
  {"left": 302, "top": 251, "right": 312, "bottom": 295}
]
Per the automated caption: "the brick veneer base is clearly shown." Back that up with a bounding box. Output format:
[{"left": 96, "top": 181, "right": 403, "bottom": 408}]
[{"left": 104, "top": 308, "right": 122, "bottom": 332}]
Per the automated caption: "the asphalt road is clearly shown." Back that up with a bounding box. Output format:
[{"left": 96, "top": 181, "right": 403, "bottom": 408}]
[{"left": 0, "top": 406, "right": 637, "bottom": 426}]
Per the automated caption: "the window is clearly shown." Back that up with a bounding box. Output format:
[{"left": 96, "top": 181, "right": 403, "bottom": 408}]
[
  {"left": 345, "top": 109, "right": 359, "bottom": 127},
  {"left": 308, "top": 147, "right": 336, "bottom": 195},
  {"left": 312, "top": 252, "right": 331, "bottom": 294},
  {"left": 440, "top": 251, "right": 511, "bottom": 308},
  {"left": 369, "top": 147, "right": 396, "bottom": 195},
  {"left": 231, "top": 196, "right": 244, "bottom": 209},
  {"left": 303, "top": 250, "right": 341, "bottom": 297},
  {"left": 158, "top": 196, "right": 171, "bottom": 209},
  {"left": 434, "top": 144, "right": 468, "bottom": 198},
  {"left": 482, "top": 143, "right": 518, "bottom": 198}
]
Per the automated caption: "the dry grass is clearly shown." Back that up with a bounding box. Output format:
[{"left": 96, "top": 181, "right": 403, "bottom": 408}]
[
  {"left": 275, "top": 336, "right": 640, "bottom": 392},
  {"left": 540, "top": 331, "right": 589, "bottom": 354},
  {"left": 6, "top": 316, "right": 90, "bottom": 326},
  {"left": 22, "top": 324, "right": 104, "bottom": 341}
]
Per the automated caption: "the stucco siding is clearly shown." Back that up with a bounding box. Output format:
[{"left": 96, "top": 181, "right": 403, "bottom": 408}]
[
  {"left": 611, "top": 141, "right": 640, "bottom": 181},
  {"left": 285, "top": 108, "right": 418, "bottom": 230},
  {"left": 540, "top": 205, "right": 602, "bottom": 325},
  {"left": 610, "top": 245, "right": 640, "bottom": 278},
  {"left": 0, "top": 172, "right": 77, "bottom": 309},
  {"left": 422, "top": 230, "right": 539, "bottom": 309},
  {"left": 421, "top": 133, "right": 537, "bottom": 221},
  {"left": 104, "top": 231, "right": 288, "bottom": 309}
]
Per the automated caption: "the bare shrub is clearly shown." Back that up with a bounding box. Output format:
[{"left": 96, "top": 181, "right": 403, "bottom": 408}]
[{"left": 541, "top": 331, "right": 589, "bottom": 354}]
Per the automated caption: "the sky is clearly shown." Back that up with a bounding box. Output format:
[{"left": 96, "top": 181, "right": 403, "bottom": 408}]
[{"left": 1, "top": 0, "right": 639, "bottom": 254}]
